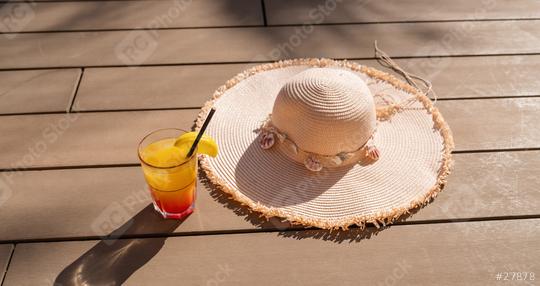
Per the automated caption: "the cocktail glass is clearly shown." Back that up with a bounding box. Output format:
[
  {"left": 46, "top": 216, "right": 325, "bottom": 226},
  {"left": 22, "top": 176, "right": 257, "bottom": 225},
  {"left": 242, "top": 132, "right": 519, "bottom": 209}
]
[{"left": 138, "top": 128, "right": 197, "bottom": 219}]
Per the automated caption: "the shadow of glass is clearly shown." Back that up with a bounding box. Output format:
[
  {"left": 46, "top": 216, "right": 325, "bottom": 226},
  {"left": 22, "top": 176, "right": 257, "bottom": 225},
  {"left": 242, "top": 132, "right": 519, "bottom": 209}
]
[{"left": 54, "top": 204, "right": 185, "bottom": 286}]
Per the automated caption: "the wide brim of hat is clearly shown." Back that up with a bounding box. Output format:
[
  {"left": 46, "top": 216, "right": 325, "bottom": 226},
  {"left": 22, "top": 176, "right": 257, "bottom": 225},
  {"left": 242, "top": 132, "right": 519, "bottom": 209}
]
[{"left": 197, "top": 58, "right": 454, "bottom": 230}]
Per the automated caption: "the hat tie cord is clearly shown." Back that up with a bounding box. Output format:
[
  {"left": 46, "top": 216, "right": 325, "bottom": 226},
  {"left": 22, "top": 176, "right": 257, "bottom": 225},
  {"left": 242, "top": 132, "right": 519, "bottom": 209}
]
[{"left": 373, "top": 41, "right": 437, "bottom": 121}]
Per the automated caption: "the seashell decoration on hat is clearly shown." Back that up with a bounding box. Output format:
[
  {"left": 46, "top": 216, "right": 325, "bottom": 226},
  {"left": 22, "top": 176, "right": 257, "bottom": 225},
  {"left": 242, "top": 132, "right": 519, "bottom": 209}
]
[{"left": 259, "top": 68, "right": 380, "bottom": 171}]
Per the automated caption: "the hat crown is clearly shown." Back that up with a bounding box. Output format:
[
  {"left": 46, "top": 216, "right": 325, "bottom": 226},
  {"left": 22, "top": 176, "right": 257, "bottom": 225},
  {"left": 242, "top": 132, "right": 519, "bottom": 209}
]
[{"left": 271, "top": 68, "right": 376, "bottom": 156}]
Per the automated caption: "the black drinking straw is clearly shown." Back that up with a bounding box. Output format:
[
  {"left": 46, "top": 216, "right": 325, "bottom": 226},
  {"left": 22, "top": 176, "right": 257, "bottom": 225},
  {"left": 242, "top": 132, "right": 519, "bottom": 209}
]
[{"left": 186, "top": 108, "right": 216, "bottom": 158}]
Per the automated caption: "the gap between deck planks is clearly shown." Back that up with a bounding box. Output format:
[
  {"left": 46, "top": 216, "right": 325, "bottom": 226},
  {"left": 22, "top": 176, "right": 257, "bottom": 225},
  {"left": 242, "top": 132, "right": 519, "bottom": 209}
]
[
  {"left": 1, "top": 0, "right": 540, "bottom": 33},
  {"left": 1, "top": 55, "right": 540, "bottom": 113},
  {"left": 0, "top": 150, "right": 538, "bottom": 242},
  {"left": 0, "top": 0, "right": 264, "bottom": 33},
  {"left": 0, "top": 244, "right": 13, "bottom": 286},
  {"left": 2, "top": 20, "right": 540, "bottom": 69},
  {"left": 0, "top": 69, "right": 80, "bottom": 114},
  {"left": 0, "top": 98, "right": 539, "bottom": 170},
  {"left": 264, "top": 0, "right": 540, "bottom": 25},
  {"left": 72, "top": 56, "right": 540, "bottom": 112},
  {"left": 2, "top": 219, "right": 539, "bottom": 285}
]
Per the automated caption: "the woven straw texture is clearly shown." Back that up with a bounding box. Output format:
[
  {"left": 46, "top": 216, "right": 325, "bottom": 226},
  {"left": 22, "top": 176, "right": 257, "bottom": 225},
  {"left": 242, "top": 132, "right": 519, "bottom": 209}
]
[
  {"left": 272, "top": 68, "right": 376, "bottom": 156},
  {"left": 197, "top": 58, "right": 454, "bottom": 230}
]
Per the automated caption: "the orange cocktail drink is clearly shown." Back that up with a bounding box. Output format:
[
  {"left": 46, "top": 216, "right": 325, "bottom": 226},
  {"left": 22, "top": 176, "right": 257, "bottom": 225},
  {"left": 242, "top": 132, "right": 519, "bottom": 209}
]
[{"left": 138, "top": 129, "right": 200, "bottom": 219}]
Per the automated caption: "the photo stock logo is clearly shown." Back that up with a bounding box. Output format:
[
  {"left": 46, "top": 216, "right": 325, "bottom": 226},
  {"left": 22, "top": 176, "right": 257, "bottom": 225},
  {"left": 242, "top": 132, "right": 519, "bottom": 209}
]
[
  {"left": 114, "top": 0, "right": 192, "bottom": 66},
  {"left": 0, "top": 178, "right": 13, "bottom": 206},
  {"left": 0, "top": 109, "right": 81, "bottom": 207},
  {"left": 115, "top": 30, "right": 159, "bottom": 66},
  {"left": 0, "top": 0, "right": 36, "bottom": 39},
  {"left": 206, "top": 264, "right": 233, "bottom": 286},
  {"left": 91, "top": 201, "right": 134, "bottom": 239},
  {"left": 409, "top": 0, "right": 497, "bottom": 79},
  {"left": 91, "top": 186, "right": 149, "bottom": 244},
  {"left": 248, "top": 0, "right": 346, "bottom": 64},
  {"left": 376, "top": 259, "right": 412, "bottom": 286}
]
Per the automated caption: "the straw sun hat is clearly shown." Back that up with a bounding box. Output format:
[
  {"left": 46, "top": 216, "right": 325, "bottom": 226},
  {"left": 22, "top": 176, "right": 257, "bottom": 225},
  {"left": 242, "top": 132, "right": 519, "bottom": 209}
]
[{"left": 197, "top": 58, "right": 454, "bottom": 230}]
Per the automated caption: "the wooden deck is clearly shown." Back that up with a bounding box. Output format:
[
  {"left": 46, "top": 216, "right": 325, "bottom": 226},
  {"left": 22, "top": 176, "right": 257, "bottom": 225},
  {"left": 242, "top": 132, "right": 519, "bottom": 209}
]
[{"left": 0, "top": 1, "right": 539, "bottom": 285}]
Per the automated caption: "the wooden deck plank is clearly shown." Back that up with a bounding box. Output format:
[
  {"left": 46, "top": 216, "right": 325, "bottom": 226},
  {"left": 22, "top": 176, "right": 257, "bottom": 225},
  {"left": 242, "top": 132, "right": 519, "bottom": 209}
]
[
  {"left": 0, "top": 69, "right": 80, "bottom": 114},
  {"left": 393, "top": 55, "right": 540, "bottom": 99},
  {"left": 0, "top": 244, "right": 13, "bottom": 285},
  {"left": 74, "top": 64, "right": 254, "bottom": 111},
  {"left": 0, "top": 150, "right": 538, "bottom": 241},
  {"left": 0, "top": 98, "right": 538, "bottom": 169},
  {"left": 266, "top": 0, "right": 540, "bottom": 25},
  {"left": 0, "top": 0, "right": 263, "bottom": 33},
  {"left": 0, "top": 110, "right": 198, "bottom": 170},
  {"left": 1, "top": 21, "right": 540, "bottom": 69},
  {"left": 0, "top": 166, "right": 260, "bottom": 241},
  {"left": 436, "top": 98, "right": 540, "bottom": 151},
  {"left": 73, "top": 55, "right": 540, "bottom": 111},
  {"left": 3, "top": 219, "right": 539, "bottom": 286},
  {"left": 412, "top": 151, "right": 540, "bottom": 221}
]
